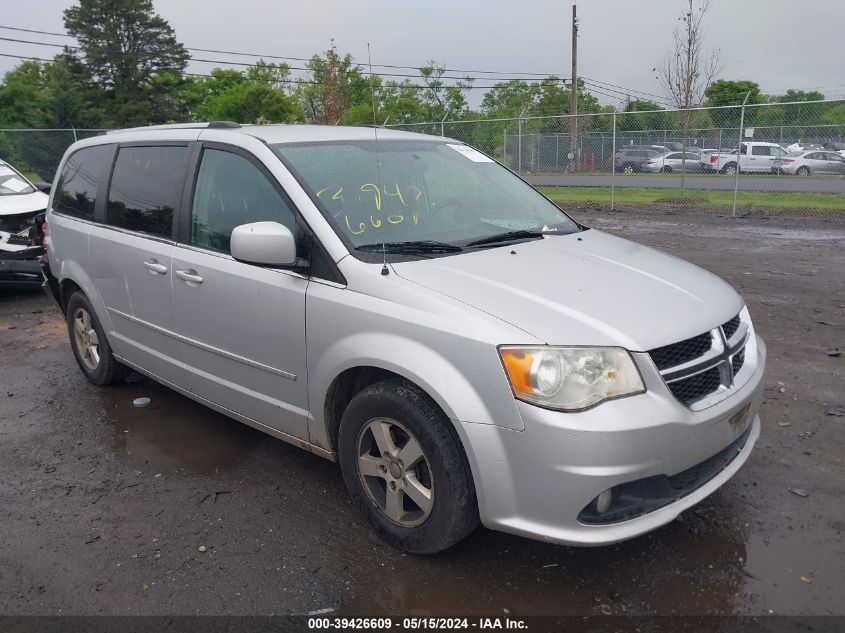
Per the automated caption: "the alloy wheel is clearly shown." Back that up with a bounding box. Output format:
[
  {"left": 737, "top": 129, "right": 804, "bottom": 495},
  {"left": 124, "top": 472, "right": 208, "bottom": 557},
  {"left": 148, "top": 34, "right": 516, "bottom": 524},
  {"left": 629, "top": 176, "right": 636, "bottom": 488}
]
[
  {"left": 356, "top": 417, "right": 434, "bottom": 527},
  {"left": 73, "top": 308, "right": 100, "bottom": 370}
]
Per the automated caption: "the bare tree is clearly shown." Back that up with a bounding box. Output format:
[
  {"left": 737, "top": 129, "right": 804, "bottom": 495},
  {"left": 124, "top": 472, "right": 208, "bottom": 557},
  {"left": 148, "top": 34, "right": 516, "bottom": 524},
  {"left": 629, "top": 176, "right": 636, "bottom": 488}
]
[
  {"left": 658, "top": 0, "right": 721, "bottom": 185},
  {"left": 658, "top": 0, "right": 720, "bottom": 109}
]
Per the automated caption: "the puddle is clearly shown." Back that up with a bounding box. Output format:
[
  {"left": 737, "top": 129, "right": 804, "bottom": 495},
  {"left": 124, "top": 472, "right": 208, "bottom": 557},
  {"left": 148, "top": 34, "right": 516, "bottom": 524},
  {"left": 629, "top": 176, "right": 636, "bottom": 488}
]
[
  {"left": 592, "top": 218, "right": 845, "bottom": 244},
  {"left": 97, "top": 375, "right": 264, "bottom": 474},
  {"left": 339, "top": 516, "right": 751, "bottom": 616}
]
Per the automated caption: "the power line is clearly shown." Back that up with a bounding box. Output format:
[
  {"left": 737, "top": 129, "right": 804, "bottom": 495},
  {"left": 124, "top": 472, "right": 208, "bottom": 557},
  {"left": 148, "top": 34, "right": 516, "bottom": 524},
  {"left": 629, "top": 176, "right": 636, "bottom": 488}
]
[
  {"left": 0, "top": 24, "right": 564, "bottom": 78},
  {"left": 0, "top": 51, "right": 558, "bottom": 91},
  {"left": 580, "top": 76, "right": 672, "bottom": 105},
  {"left": 0, "top": 34, "right": 575, "bottom": 84}
]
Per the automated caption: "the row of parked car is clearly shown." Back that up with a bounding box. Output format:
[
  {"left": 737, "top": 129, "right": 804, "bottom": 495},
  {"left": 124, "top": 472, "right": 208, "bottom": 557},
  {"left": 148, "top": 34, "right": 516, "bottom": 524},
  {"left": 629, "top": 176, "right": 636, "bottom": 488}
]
[{"left": 613, "top": 141, "right": 845, "bottom": 175}]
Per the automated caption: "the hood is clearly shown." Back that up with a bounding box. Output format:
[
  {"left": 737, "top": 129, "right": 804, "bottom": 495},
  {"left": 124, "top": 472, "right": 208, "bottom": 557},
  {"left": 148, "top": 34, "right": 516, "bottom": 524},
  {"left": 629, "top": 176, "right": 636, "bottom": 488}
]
[
  {"left": 392, "top": 229, "right": 743, "bottom": 352},
  {"left": 0, "top": 191, "right": 49, "bottom": 216}
]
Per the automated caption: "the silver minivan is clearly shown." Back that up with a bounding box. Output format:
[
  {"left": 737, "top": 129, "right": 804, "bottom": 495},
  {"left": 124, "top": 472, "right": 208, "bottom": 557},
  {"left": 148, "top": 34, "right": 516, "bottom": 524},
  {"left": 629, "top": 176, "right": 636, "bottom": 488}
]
[{"left": 44, "top": 122, "right": 765, "bottom": 554}]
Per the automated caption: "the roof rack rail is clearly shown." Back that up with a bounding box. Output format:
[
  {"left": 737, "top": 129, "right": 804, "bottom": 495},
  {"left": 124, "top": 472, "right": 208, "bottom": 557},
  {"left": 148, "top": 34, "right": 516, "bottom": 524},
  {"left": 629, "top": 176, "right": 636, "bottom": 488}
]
[{"left": 106, "top": 121, "right": 242, "bottom": 135}]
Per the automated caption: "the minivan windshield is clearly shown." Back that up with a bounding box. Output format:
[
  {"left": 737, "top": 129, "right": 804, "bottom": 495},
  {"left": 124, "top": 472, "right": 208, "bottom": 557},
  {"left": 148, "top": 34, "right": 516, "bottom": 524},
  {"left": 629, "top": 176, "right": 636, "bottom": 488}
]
[{"left": 273, "top": 140, "right": 579, "bottom": 254}]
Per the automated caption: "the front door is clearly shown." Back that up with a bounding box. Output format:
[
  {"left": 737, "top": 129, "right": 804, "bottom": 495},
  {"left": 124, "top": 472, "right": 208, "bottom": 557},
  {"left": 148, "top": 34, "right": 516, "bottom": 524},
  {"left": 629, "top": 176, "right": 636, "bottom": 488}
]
[{"left": 171, "top": 145, "right": 310, "bottom": 440}]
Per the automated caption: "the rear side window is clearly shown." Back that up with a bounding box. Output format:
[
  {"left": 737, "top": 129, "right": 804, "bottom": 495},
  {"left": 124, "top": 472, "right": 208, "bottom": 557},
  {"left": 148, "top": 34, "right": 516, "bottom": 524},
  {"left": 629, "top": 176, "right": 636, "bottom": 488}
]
[
  {"left": 190, "top": 148, "right": 298, "bottom": 254},
  {"left": 107, "top": 146, "right": 188, "bottom": 238},
  {"left": 53, "top": 144, "right": 114, "bottom": 219}
]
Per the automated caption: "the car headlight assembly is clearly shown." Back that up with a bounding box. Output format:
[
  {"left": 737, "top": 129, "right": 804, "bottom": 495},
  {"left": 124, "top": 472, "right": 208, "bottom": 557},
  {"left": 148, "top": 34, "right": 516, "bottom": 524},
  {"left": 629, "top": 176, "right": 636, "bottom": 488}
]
[{"left": 498, "top": 346, "right": 645, "bottom": 411}]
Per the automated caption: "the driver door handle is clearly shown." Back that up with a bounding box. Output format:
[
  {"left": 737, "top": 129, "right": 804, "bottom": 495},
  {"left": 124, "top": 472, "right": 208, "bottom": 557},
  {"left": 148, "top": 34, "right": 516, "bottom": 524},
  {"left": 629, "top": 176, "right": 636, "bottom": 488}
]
[
  {"left": 143, "top": 259, "right": 168, "bottom": 275},
  {"left": 175, "top": 269, "right": 204, "bottom": 285}
]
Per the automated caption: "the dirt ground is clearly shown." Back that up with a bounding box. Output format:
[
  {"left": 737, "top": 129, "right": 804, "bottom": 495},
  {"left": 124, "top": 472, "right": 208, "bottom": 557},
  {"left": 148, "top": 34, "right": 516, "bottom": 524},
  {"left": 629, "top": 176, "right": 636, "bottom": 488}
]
[{"left": 1, "top": 211, "right": 843, "bottom": 617}]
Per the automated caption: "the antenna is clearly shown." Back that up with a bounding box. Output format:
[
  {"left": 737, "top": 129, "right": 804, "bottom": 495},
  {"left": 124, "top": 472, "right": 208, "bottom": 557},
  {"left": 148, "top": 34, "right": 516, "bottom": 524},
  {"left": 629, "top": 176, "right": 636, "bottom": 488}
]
[{"left": 368, "top": 43, "right": 389, "bottom": 276}]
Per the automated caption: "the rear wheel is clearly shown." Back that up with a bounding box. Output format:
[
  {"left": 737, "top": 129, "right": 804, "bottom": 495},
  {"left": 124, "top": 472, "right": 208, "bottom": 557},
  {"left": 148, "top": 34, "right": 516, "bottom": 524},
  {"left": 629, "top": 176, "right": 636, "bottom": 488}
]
[
  {"left": 722, "top": 162, "right": 738, "bottom": 175},
  {"left": 338, "top": 379, "right": 478, "bottom": 554},
  {"left": 66, "top": 292, "right": 129, "bottom": 386},
  {"left": 661, "top": 166, "right": 673, "bottom": 173},
  {"left": 796, "top": 166, "right": 810, "bottom": 176},
  {"left": 622, "top": 163, "right": 635, "bottom": 174}
]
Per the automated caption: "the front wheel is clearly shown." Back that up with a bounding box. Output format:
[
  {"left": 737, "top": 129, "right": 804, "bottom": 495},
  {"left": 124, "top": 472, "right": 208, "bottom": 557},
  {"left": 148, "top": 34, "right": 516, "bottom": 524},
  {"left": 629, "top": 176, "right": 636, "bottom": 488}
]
[
  {"left": 622, "top": 163, "right": 635, "bottom": 174},
  {"left": 338, "top": 379, "right": 478, "bottom": 554}
]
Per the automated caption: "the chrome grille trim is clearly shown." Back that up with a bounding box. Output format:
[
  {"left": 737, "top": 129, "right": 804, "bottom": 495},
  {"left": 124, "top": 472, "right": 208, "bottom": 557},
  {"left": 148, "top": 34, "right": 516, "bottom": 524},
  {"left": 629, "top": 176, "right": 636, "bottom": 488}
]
[{"left": 648, "top": 312, "right": 749, "bottom": 408}]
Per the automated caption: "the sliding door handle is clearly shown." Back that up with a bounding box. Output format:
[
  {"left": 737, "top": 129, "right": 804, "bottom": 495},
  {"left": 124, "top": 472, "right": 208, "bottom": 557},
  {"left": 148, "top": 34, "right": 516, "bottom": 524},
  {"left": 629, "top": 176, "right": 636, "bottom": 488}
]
[{"left": 143, "top": 260, "right": 168, "bottom": 275}]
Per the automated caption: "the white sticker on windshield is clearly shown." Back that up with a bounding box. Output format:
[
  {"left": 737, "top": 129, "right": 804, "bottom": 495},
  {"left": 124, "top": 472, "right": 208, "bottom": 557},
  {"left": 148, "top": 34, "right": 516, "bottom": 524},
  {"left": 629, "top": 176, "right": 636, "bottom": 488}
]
[
  {"left": 2, "top": 177, "right": 30, "bottom": 193},
  {"left": 447, "top": 144, "right": 494, "bottom": 163},
  {"left": 480, "top": 218, "right": 538, "bottom": 230},
  {"left": 0, "top": 166, "right": 14, "bottom": 177}
]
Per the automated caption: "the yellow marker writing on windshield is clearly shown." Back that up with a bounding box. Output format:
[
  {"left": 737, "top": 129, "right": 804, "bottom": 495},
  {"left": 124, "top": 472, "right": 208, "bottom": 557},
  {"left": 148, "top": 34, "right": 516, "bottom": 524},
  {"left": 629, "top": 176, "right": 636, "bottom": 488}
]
[
  {"left": 345, "top": 216, "right": 365, "bottom": 235},
  {"left": 383, "top": 184, "right": 406, "bottom": 206},
  {"left": 361, "top": 184, "right": 382, "bottom": 211}
]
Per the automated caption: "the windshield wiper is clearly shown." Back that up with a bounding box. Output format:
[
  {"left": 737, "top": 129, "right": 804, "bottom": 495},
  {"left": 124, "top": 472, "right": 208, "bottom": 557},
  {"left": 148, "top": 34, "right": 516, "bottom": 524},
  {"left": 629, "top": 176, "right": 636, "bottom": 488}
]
[
  {"left": 356, "top": 240, "right": 464, "bottom": 254},
  {"left": 464, "top": 229, "right": 549, "bottom": 248}
]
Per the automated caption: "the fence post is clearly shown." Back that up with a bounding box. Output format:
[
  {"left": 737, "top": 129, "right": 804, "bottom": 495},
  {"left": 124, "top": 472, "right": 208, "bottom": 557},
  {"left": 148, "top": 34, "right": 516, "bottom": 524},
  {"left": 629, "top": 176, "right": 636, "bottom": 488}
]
[
  {"left": 503, "top": 128, "right": 508, "bottom": 168},
  {"left": 611, "top": 111, "right": 617, "bottom": 212},
  {"left": 440, "top": 114, "right": 447, "bottom": 138},
  {"left": 732, "top": 93, "right": 751, "bottom": 218},
  {"left": 517, "top": 107, "right": 527, "bottom": 176}
]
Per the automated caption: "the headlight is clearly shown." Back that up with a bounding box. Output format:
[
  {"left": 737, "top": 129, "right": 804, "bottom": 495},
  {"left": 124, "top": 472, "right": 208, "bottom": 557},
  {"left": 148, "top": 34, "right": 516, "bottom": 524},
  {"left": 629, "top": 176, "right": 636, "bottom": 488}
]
[{"left": 498, "top": 346, "right": 645, "bottom": 411}]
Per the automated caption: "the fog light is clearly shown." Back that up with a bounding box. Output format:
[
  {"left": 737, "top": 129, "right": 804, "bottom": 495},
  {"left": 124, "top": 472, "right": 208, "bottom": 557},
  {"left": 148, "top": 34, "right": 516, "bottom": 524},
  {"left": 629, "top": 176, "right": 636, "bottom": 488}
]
[{"left": 595, "top": 489, "right": 613, "bottom": 514}]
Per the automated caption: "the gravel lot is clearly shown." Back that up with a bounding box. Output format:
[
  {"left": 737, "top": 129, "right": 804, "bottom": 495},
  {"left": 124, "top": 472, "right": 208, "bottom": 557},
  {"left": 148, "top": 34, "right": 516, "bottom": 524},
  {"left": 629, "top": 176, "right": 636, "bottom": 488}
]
[{"left": 1, "top": 211, "right": 843, "bottom": 617}]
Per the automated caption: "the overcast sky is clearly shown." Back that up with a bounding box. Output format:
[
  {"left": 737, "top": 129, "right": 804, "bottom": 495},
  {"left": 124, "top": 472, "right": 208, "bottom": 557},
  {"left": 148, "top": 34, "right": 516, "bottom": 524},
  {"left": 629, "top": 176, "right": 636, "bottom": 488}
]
[{"left": 2, "top": 0, "right": 844, "bottom": 108}]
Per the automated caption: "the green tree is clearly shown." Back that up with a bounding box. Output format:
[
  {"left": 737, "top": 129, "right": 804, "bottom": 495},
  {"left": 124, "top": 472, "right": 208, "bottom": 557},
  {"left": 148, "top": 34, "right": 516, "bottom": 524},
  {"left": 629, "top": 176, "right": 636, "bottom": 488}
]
[
  {"left": 63, "top": 0, "right": 189, "bottom": 126},
  {"left": 704, "top": 80, "right": 763, "bottom": 107},
  {"left": 192, "top": 62, "right": 303, "bottom": 124}
]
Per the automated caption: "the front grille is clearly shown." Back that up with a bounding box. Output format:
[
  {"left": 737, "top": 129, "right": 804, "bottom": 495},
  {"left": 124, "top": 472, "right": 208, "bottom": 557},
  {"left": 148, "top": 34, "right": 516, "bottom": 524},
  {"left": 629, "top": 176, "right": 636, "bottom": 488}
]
[
  {"left": 732, "top": 348, "right": 745, "bottom": 375},
  {"left": 722, "top": 315, "right": 741, "bottom": 340},
  {"left": 667, "top": 366, "right": 722, "bottom": 406},
  {"left": 649, "top": 333, "right": 712, "bottom": 371}
]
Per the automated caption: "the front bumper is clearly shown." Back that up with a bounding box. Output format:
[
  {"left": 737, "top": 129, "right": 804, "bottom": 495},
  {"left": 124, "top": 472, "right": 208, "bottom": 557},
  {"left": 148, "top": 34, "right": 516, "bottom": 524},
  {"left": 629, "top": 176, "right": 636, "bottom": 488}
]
[{"left": 459, "top": 335, "right": 766, "bottom": 546}]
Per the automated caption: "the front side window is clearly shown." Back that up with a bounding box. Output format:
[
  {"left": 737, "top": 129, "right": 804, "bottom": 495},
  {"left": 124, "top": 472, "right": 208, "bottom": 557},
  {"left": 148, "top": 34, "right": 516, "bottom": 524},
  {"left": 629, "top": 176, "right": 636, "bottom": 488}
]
[
  {"left": 107, "top": 145, "right": 188, "bottom": 238},
  {"left": 190, "top": 149, "right": 298, "bottom": 254},
  {"left": 274, "top": 140, "right": 579, "bottom": 253},
  {"left": 53, "top": 145, "right": 114, "bottom": 218},
  {"left": 0, "top": 162, "right": 36, "bottom": 196}
]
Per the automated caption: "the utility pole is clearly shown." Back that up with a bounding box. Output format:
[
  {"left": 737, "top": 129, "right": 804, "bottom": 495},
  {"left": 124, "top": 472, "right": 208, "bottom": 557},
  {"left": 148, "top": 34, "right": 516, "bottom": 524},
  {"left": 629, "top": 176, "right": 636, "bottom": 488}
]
[{"left": 570, "top": 4, "right": 579, "bottom": 171}]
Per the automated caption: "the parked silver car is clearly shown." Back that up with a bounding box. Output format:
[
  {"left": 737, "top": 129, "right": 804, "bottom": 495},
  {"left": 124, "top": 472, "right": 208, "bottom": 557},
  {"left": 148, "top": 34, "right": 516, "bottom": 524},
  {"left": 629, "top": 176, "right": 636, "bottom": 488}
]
[
  {"left": 642, "top": 151, "right": 706, "bottom": 173},
  {"left": 44, "top": 123, "right": 765, "bottom": 553},
  {"left": 774, "top": 150, "right": 845, "bottom": 176}
]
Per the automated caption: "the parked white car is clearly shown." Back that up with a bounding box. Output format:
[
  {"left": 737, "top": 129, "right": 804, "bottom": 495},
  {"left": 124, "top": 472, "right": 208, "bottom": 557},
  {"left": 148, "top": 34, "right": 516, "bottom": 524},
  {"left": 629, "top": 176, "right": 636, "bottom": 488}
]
[
  {"left": 774, "top": 150, "right": 845, "bottom": 176},
  {"left": 701, "top": 142, "right": 789, "bottom": 174},
  {"left": 642, "top": 151, "right": 706, "bottom": 173},
  {"left": 44, "top": 122, "right": 765, "bottom": 553}
]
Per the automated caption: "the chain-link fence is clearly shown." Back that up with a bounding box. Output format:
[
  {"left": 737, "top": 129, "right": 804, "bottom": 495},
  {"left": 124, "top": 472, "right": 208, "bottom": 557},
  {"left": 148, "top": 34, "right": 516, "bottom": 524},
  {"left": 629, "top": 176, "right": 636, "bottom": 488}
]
[
  {"left": 390, "top": 100, "right": 845, "bottom": 219},
  {"left": 2, "top": 101, "right": 843, "bottom": 219}
]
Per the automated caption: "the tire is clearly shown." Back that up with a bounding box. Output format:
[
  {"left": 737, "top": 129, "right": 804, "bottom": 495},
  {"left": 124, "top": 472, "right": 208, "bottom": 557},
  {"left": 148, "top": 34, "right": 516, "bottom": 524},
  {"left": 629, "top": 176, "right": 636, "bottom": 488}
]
[
  {"left": 66, "top": 291, "right": 130, "bottom": 386},
  {"left": 797, "top": 166, "right": 810, "bottom": 176},
  {"left": 337, "top": 379, "right": 479, "bottom": 554},
  {"left": 622, "top": 163, "right": 635, "bottom": 174},
  {"left": 661, "top": 166, "right": 673, "bottom": 173},
  {"left": 722, "top": 163, "right": 738, "bottom": 175}
]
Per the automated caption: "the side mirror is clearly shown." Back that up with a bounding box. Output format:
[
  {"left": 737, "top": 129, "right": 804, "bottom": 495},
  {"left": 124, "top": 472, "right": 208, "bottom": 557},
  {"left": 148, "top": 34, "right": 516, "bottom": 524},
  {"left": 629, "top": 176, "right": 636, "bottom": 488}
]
[
  {"left": 230, "top": 221, "right": 298, "bottom": 267},
  {"left": 35, "top": 182, "right": 52, "bottom": 194}
]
